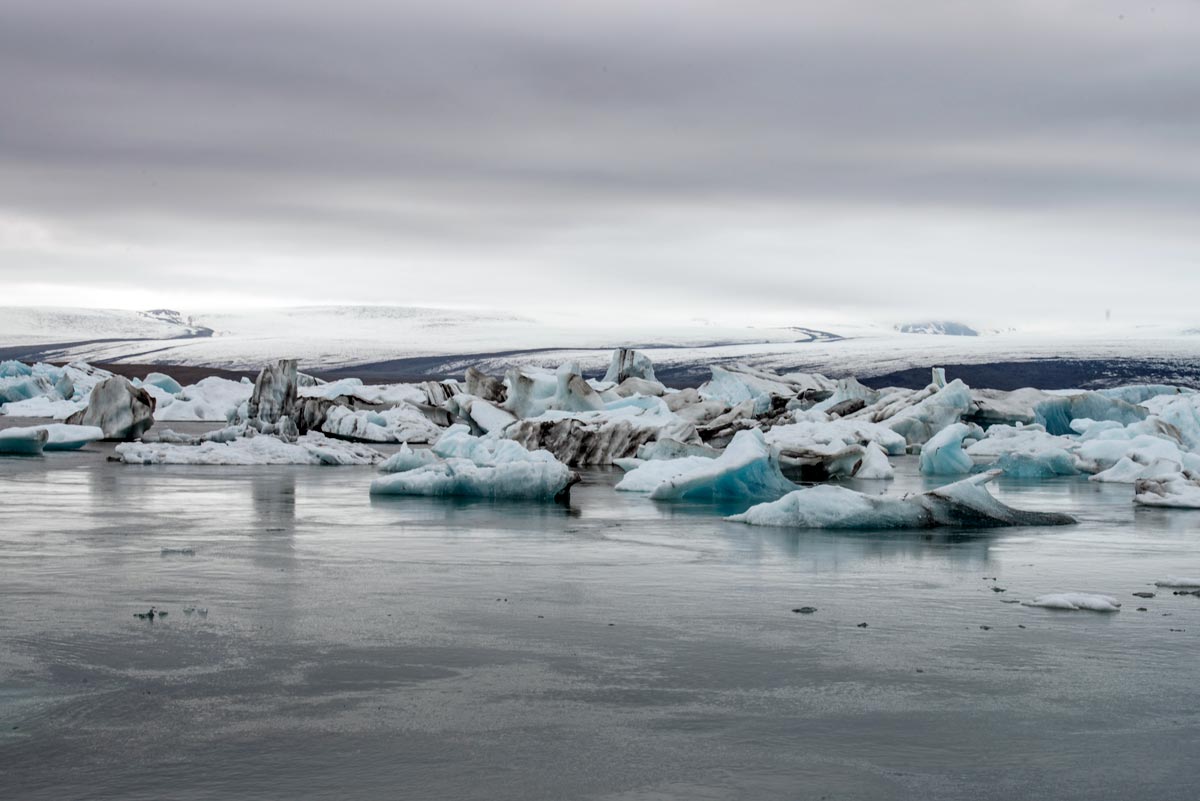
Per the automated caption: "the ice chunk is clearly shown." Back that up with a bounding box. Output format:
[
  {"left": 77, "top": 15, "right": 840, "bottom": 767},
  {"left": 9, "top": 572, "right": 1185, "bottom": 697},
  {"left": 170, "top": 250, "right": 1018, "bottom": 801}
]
[
  {"left": 699, "top": 364, "right": 834, "bottom": 410},
  {"left": 635, "top": 437, "right": 719, "bottom": 461},
  {"left": 1023, "top": 593, "right": 1121, "bottom": 612},
  {"left": 155, "top": 377, "right": 253, "bottom": 422},
  {"left": 918, "top": 422, "right": 976, "bottom": 475},
  {"left": 447, "top": 393, "right": 517, "bottom": 435},
  {"left": 1134, "top": 473, "right": 1200, "bottom": 508},
  {"left": 320, "top": 404, "right": 442, "bottom": 443},
  {"left": 855, "top": 442, "right": 895, "bottom": 480},
  {"left": 1091, "top": 456, "right": 1182, "bottom": 484},
  {"left": 0, "top": 426, "right": 48, "bottom": 455},
  {"left": 602, "top": 348, "right": 657, "bottom": 384},
  {"left": 246, "top": 359, "right": 299, "bottom": 426},
  {"left": 65, "top": 376, "right": 156, "bottom": 440},
  {"left": 728, "top": 471, "right": 1076, "bottom": 529},
  {"left": 880, "top": 380, "right": 973, "bottom": 446},
  {"left": 370, "top": 426, "right": 578, "bottom": 500},
  {"left": 615, "top": 455, "right": 716, "bottom": 493},
  {"left": 1154, "top": 576, "right": 1200, "bottom": 588},
  {"left": 38, "top": 423, "right": 105, "bottom": 451},
  {"left": 115, "top": 431, "right": 383, "bottom": 465},
  {"left": 141, "top": 372, "right": 184, "bottom": 395},
  {"left": 619, "top": 429, "right": 798, "bottom": 501},
  {"left": 1034, "top": 393, "right": 1147, "bottom": 436},
  {"left": 378, "top": 444, "right": 441, "bottom": 473},
  {"left": 995, "top": 449, "right": 1078, "bottom": 478}
]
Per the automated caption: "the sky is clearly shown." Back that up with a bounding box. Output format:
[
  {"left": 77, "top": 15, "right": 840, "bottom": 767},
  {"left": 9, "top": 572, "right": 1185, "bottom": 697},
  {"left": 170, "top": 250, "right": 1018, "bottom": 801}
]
[{"left": 1, "top": 0, "right": 1197, "bottom": 330}]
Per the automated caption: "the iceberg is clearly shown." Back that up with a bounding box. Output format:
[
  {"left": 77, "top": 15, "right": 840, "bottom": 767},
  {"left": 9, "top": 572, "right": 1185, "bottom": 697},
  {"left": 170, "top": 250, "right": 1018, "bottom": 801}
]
[
  {"left": 602, "top": 348, "right": 657, "bottom": 384},
  {"left": 39, "top": 423, "right": 105, "bottom": 451},
  {"left": 245, "top": 359, "right": 299, "bottom": 427},
  {"left": 65, "top": 376, "right": 156, "bottom": 440},
  {"left": 1154, "top": 576, "right": 1200, "bottom": 588},
  {"left": 618, "top": 429, "right": 797, "bottom": 501},
  {"left": 1022, "top": 593, "right": 1121, "bottom": 612},
  {"left": 0, "top": 426, "right": 49, "bottom": 455},
  {"left": 882, "top": 379, "right": 973, "bottom": 446},
  {"left": 728, "top": 471, "right": 1076, "bottom": 529},
  {"left": 918, "top": 422, "right": 978, "bottom": 475},
  {"left": 855, "top": 442, "right": 895, "bottom": 480},
  {"left": 370, "top": 426, "right": 578, "bottom": 500},
  {"left": 764, "top": 418, "right": 905, "bottom": 480},
  {"left": 320, "top": 404, "right": 442, "bottom": 444},
  {"left": 155, "top": 376, "right": 254, "bottom": 422},
  {"left": 140, "top": 372, "right": 184, "bottom": 395},
  {"left": 114, "top": 431, "right": 384, "bottom": 465}
]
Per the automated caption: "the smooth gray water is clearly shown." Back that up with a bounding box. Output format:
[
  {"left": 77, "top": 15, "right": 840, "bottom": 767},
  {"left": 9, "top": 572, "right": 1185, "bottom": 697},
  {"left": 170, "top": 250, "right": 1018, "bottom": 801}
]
[{"left": 1, "top": 425, "right": 1198, "bottom": 800}]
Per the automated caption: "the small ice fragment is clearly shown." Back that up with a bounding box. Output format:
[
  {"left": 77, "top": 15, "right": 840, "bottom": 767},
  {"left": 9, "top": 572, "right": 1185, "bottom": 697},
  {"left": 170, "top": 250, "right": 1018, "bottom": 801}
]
[{"left": 1023, "top": 593, "right": 1121, "bottom": 612}]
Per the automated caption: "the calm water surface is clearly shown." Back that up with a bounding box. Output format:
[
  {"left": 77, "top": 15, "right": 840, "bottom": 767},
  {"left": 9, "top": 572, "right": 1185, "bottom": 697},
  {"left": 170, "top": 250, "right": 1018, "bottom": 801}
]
[{"left": 1, "top": 422, "right": 1198, "bottom": 800}]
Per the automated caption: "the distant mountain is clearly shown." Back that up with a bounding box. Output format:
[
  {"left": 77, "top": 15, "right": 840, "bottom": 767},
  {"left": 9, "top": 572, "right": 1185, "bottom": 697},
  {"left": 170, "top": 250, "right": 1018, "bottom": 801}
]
[{"left": 896, "top": 321, "right": 979, "bottom": 337}]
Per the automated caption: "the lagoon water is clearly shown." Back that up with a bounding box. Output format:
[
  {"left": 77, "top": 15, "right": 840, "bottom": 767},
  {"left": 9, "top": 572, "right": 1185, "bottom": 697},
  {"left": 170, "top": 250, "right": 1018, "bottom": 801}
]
[{"left": 1, "top": 425, "right": 1198, "bottom": 800}]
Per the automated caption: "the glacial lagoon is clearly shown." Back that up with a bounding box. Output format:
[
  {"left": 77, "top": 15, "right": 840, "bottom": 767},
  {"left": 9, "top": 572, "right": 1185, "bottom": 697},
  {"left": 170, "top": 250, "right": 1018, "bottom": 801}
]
[{"left": 2, "top": 424, "right": 1198, "bottom": 801}]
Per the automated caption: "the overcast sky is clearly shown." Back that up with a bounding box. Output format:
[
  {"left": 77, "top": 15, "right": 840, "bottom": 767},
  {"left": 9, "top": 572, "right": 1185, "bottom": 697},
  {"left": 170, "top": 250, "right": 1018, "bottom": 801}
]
[{"left": 1, "top": 0, "right": 1197, "bottom": 329}]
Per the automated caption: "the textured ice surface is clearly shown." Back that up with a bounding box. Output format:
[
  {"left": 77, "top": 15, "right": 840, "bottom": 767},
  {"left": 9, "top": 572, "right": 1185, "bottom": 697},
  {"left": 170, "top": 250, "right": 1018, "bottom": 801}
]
[
  {"left": 154, "top": 377, "right": 253, "bottom": 422},
  {"left": 320, "top": 404, "right": 442, "bottom": 443},
  {"left": 1154, "top": 576, "right": 1200, "bottom": 588},
  {"left": 729, "top": 471, "right": 1076, "bottom": 529},
  {"left": 115, "top": 431, "right": 383, "bottom": 465},
  {"left": 1023, "top": 593, "right": 1121, "bottom": 612},
  {"left": 370, "top": 425, "right": 576, "bottom": 499},
  {"left": 65, "top": 376, "right": 156, "bottom": 440},
  {"left": 918, "top": 422, "right": 976, "bottom": 475},
  {"left": 0, "top": 426, "right": 48, "bottom": 455},
  {"left": 619, "top": 429, "right": 797, "bottom": 501},
  {"left": 1134, "top": 473, "right": 1200, "bottom": 508}
]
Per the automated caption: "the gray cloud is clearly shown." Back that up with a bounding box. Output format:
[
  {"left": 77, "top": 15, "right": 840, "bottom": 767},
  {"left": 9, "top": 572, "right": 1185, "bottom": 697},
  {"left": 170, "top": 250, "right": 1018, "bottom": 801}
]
[{"left": 1, "top": 0, "right": 1197, "bottom": 324}]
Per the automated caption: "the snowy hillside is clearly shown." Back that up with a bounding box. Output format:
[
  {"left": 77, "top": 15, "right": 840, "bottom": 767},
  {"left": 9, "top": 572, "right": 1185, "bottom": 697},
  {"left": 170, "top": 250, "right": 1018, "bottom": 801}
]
[{"left": 3, "top": 305, "right": 1200, "bottom": 388}]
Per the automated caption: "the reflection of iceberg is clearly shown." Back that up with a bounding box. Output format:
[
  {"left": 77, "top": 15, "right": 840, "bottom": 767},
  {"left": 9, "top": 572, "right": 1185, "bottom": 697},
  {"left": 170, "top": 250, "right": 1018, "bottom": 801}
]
[{"left": 728, "top": 471, "right": 1076, "bottom": 529}]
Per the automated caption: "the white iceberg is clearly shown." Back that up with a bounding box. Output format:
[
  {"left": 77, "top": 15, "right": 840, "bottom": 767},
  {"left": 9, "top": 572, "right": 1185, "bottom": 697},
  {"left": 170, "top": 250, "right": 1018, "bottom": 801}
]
[
  {"left": 603, "top": 348, "right": 657, "bottom": 384},
  {"left": 1023, "top": 593, "right": 1121, "bottom": 612},
  {"left": 155, "top": 376, "right": 253, "bottom": 422},
  {"left": 370, "top": 426, "right": 578, "bottom": 500},
  {"left": 728, "top": 471, "right": 1076, "bottom": 529},
  {"left": 1134, "top": 473, "right": 1200, "bottom": 509}
]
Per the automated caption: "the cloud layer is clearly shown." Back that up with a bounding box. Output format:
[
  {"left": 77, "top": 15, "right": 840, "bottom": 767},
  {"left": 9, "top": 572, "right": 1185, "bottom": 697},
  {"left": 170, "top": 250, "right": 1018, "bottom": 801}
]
[{"left": 2, "top": 0, "right": 1197, "bottom": 326}]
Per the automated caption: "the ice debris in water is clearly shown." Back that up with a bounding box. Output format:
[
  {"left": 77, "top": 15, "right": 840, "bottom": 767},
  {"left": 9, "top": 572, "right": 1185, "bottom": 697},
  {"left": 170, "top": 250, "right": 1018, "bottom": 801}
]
[
  {"left": 1023, "top": 593, "right": 1122, "bottom": 612},
  {"left": 727, "top": 471, "right": 1076, "bottom": 529},
  {"left": 1154, "top": 577, "right": 1200, "bottom": 588},
  {"left": 370, "top": 425, "right": 579, "bottom": 500}
]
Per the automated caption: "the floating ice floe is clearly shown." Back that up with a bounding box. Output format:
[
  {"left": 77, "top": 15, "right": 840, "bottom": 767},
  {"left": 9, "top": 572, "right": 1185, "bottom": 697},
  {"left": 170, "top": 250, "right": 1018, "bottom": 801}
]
[
  {"left": 0, "top": 427, "right": 49, "bottom": 455},
  {"left": 505, "top": 401, "right": 684, "bottom": 466},
  {"left": 370, "top": 425, "right": 578, "bottom": 500},
  {"left": 114, "top": 430, "right": 383, "bottom": 465},
  {"left": 1022, "top": 593, "right": 1121, "bottom": 612},
  {"left": 727, "top": 471, "right": 1076, "bottom": 529},
  {"left": 617, "top": 428, "right": 797, "bottom": 500},
  {"left": 0, "top": 424, "right": 104, "bottom": 453}
]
